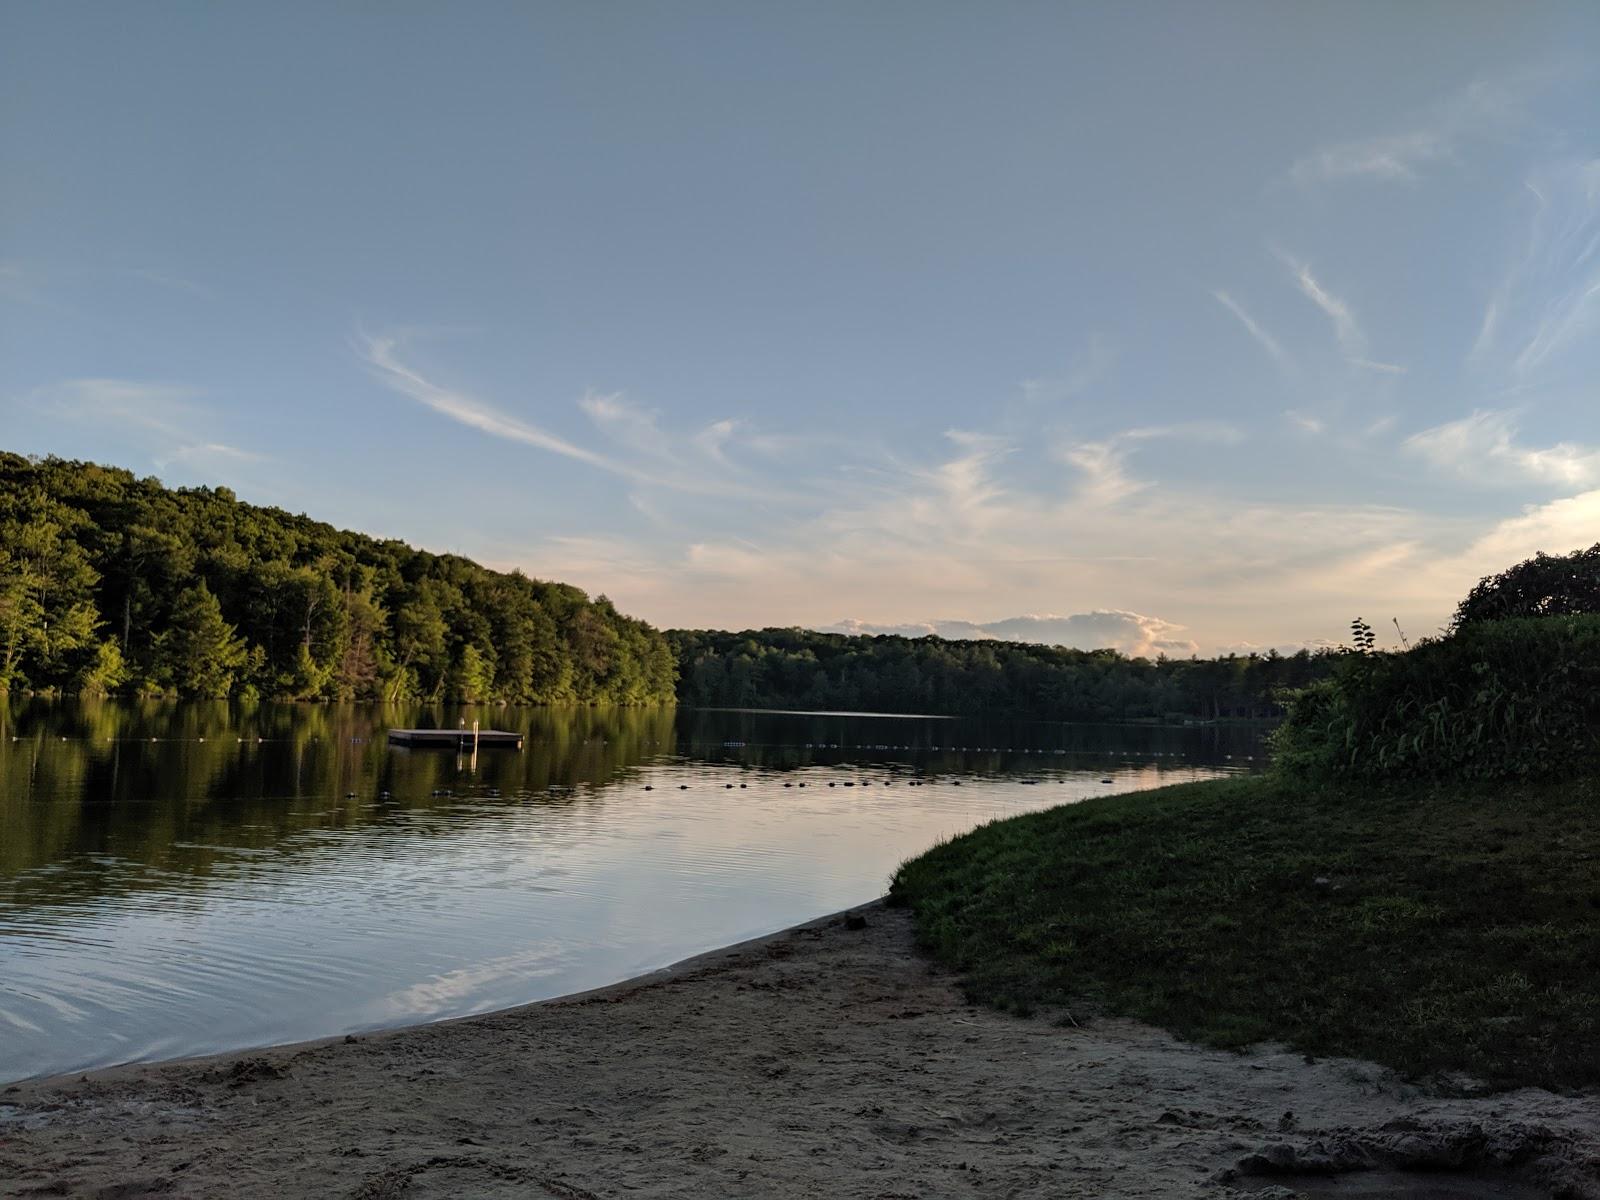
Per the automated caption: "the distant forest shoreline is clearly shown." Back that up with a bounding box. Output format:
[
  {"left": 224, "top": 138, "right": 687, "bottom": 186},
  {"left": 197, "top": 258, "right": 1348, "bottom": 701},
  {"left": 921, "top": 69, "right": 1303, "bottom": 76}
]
[
  {"left": 3, "top": 455, "right": 1337, "bottom": 720},
  {"left": 667, "top": 628, "right": 1336, "bottom": 724}
]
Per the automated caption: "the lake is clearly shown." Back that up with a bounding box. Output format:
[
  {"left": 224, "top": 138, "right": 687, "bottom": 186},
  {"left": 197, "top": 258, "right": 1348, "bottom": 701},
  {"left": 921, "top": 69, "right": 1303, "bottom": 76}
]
[{"left": 0, "top": 700, "right": 1264, "bottom": 1082}]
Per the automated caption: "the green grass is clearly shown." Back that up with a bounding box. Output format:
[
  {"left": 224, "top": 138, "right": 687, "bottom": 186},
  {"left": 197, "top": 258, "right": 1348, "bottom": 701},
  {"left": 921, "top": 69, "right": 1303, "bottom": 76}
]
[{"left": 889, "top": 774, "right": 1600, "bottom": 1090}]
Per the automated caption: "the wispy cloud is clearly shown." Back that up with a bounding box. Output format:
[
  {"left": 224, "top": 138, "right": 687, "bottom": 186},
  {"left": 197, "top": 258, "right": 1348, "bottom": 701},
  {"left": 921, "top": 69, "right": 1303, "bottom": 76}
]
[
  {"left": 1469, "top": 295, "right": 1504, "bottom": 364},
  {"left": 1020, "top": 333, "right": 1117, "bottom": 404},
  {"left": 1367, "top": 487, "right": 1600, "bottom": 623},
  {"left": 1281, "top": 255, "right": 1366, "bottom": 357},
  {"left": 1292, "top": 127, "right": 1454, "bottom": 185},
  {"left": 1404, "top": 409, "right": 1600, "bottom": 488},
  {"left": 1285, "top": 409, "right": 1326, "bottom": 436},
  {"left": 25, "top": 378, "right": 260, "bottom": 469},
  {"left": 924, "top": 430, "right": 1013, "bottom": 522},
  {"left": 1051, "top": 421, "right": 1240, "bottom": 508},
  {"left": 1221, "top": 259, "right": 1402, "bottom": 377},
  {"left": 1486, "top": 160, "right": 1600, "bottom": 377},
  {"left": 1211, "top": 290, "right": 1292, "bottom": 369},
  {"left": 359, "top": 332, "right": 827, "bottom": 503},
  {"left": 155, "top": 442, "right": 264, "bottom": 468},
  {"left": 554, "top": 425, "right": 1454, "bottom": 653},
  {"left": 1350, "top": 357, "right": 1407, "bottom": 375},
  {"left": 513, "top": 395, "right": 1600, "bottom": 655},
  {"left": 577, "top": 389, "right": 680, "bottom": 462},
  {"left": 1060, "top": 440, "right": 1144, "bottom": 506},
  {"left": 691, "top": 418, "right": 741, "bottom": 470},
  {"left": 1454, "top": 487, "right": 1600, "bottom": 575},
  {"left": 360, "top": 334, "right": 629, "bottom": 475},
  {"left": 353, "top": 294, "right": 1588, "bottom": 656},
  {"left": 1120, "top": 420, "right": 1245, "bottom": 446},
  {"left": 1289, "top": 75, "right": 1528, "bottom": 185}
]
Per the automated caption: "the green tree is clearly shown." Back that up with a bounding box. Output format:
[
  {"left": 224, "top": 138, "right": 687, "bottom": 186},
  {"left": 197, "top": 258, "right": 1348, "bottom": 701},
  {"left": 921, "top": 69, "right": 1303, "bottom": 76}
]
[
  {"left": 155, "top": 582, "right": 248, "bottom": 697},
  {"left": 451, "top": 643, "right": 497, "bottom": 702},
  {"left": 389, "top": 583, "right": 448, "bottom": 700},
  {"left": 0, "top": 550, "right": 44, "bottom": 690},
  {"left": 333, "top": 575, "right": 387, "bottom": 699},
  {"left": 75, "top": 639, "right": 129, "bottom": 695},
  {"left": 0, "top": 452, "right": 678, "bottom": 704},
  {"left": 0, "top": 496, "right": 101, "bottom": 690}
]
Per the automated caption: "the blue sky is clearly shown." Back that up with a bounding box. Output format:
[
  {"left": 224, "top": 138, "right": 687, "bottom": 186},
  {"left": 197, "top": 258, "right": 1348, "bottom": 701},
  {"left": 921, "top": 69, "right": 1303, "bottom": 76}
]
[{"left": 5, "top": 2, "right": 1600, "bottom": 654}]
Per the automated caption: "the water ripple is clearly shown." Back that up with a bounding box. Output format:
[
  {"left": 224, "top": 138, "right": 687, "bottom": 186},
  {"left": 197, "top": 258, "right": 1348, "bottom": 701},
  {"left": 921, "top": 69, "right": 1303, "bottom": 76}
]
[{"left": 0, "top": 704, "right": 1261, "bottom": 1081}]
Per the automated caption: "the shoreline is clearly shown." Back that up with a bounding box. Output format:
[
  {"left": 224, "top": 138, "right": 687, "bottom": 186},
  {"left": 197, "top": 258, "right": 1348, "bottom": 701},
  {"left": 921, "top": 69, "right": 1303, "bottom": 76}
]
[
  {"left": 9, "top": 899, "right": 888, "bottom": 1093},
  {"left": 3, "top": 902, "right": 1597, "bottom": 1198}
]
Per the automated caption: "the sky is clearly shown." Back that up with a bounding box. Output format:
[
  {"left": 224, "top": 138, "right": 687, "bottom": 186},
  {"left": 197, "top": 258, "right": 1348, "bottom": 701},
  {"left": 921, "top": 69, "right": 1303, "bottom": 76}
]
[{"left": 4, "top": 2, "right": 1600, "bottom": 656}]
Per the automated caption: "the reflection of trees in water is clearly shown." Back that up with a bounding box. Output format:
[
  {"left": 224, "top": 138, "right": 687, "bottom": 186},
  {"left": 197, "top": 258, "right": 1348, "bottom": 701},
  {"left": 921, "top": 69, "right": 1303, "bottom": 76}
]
[
  {"left": 673, "top": 708, "right": 1264, "bottom": 772},
  {"left": 0, "top": 699, "right": 675, "bottom": 902},
  {"left": 0, "top": 700, "right": 1255, "bottom": 910}
]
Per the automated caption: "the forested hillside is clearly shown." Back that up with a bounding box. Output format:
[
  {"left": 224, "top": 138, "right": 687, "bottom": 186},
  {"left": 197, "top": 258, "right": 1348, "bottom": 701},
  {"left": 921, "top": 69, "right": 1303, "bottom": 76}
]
[
  {"left": 3, "top": 453, "right": 1340, "bottom": 717},
  {"left": 668, "top": 627, "right": 1337, "bottom": 722},
  {"left": 0, "top": 455, "right": 677, "bottom": 703}
]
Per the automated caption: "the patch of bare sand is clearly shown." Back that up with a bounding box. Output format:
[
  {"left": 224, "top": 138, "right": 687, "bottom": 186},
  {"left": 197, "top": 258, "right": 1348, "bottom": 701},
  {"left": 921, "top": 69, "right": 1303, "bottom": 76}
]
[{"left": 0, "top": 903, "right": 1595, "bottom": 1199}]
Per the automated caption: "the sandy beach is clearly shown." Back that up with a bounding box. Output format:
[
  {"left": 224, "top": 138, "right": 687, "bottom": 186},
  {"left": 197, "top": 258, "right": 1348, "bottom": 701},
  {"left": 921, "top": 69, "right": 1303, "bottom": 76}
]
[{"left": 1, "top": 902, "right": 1596, "bottom": 1199}]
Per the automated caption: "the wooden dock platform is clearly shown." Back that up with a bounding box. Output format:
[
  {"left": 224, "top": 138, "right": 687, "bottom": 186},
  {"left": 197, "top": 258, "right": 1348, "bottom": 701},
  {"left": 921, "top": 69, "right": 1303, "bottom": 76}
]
[{"left": 386, "top": 728, "right": 525, "bottom": 750}]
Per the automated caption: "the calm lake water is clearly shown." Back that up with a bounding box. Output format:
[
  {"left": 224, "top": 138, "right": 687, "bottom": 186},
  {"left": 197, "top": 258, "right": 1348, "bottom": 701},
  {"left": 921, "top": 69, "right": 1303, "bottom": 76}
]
[{"left": 0, "top": 700, "right": 1264, "bottom": 1082}]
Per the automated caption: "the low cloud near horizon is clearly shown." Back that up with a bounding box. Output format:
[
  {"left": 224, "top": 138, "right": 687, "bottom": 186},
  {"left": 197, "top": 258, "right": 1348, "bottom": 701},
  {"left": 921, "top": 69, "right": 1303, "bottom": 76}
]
[{"left": 824, "top": 611, "right": 1201, "bottom": 658}]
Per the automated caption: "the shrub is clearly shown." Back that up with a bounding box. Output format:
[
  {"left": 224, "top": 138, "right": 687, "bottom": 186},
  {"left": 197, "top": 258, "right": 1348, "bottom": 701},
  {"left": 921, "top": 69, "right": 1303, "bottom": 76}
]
[
  {"left": 1454, "top": 543, "right": 1600, "bottom": 627},
  {"left": 1272, "top": 615, "right": 1600, "bottom": 780}
]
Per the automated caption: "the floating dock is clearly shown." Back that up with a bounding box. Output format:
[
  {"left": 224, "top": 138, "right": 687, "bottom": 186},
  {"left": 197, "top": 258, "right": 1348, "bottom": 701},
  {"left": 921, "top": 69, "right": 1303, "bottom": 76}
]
[{"left": 386, "top": 728, "right": 524, "bottom": 750}]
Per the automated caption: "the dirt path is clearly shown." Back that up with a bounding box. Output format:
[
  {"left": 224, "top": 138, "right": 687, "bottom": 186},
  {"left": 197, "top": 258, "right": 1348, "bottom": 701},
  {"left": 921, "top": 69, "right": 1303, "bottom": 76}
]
[{"left": 1, "top": 903, "right": 1595, "bottom": 1198}]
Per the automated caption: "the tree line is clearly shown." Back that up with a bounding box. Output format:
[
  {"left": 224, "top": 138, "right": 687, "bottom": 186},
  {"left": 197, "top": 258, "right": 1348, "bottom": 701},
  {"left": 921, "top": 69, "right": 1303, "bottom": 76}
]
[
  {"left": 0, "top": 454, "right": 677, "bottom": 703},
  {"left": 4, "top": 453, "right": 1345, "bottom": 717},
  {"left": 667, "top": 627, "right": 1339, "bottom": 722}
]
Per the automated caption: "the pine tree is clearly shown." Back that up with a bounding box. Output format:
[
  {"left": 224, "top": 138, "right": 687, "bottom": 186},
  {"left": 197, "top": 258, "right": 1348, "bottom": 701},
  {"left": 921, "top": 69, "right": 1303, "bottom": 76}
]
[{"left": 156, "top": 582, "right": 247, "bottom": 697}]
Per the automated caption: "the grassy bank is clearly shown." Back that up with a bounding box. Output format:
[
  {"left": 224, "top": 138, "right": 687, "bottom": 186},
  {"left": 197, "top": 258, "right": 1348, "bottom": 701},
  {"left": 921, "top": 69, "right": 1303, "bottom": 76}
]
[{"left": 890, "top": 775, "right": 1600, "bottom": 1090}]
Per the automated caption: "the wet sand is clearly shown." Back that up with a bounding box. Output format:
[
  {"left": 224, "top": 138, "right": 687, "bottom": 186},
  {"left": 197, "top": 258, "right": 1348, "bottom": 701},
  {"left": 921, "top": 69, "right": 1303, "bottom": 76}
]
[{"left": 1, "top": 903, "right": 1595, "bottom": 1198}]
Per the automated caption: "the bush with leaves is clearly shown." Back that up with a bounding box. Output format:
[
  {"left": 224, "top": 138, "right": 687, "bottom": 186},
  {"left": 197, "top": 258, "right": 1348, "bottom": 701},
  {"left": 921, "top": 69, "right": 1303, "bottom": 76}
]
[
  {"left": 1453, "top": 543, "right": 1600, "bottom": 627},
  {"left": 1272, "top": 615, "right": 1600, "bottom": 780}
]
